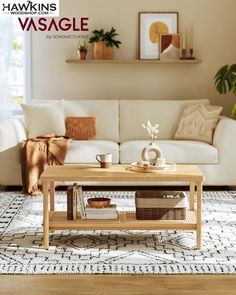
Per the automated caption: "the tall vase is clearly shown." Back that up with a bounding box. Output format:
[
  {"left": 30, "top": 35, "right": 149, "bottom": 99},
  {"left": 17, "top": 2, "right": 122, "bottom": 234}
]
[{"left": 141, "top": 142, "right": 163, "bottom": 165}]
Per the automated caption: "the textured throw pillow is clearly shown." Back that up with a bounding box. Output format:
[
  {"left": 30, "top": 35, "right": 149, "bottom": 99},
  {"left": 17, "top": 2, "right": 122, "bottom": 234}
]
[
  {"left": 21, "top": 100, "right": 66, "bottom": 138},
  {"left": 65, "top": 117, "right": 96, "bottom": 140},
  {"left": 174, "top": 104, "right": 223, "bottom": 144}
]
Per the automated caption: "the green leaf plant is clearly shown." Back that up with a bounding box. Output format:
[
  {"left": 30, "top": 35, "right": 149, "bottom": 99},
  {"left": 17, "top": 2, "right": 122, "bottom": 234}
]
[
  {"left": 89, "top": 27, "right": 122, "bottom": 48},
  {"left": 214, "top": 64, "right": 236, "bottom": 117}
]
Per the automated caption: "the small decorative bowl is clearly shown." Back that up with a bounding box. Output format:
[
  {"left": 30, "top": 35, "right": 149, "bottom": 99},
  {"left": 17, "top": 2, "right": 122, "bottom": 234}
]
[{"left": 87, "top": 197, "right": 111, "bottom": 208}]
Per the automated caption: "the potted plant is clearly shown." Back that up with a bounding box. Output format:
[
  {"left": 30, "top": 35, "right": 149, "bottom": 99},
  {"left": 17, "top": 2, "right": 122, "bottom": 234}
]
[
  {"left": 77, "top": 41, "right": 89, "bottom": 60},
  {"left": 214, "top": 64, "right": 236, "bottom": 117},
  {"left": 89, "top": 27, "right": 122, "bottom": 60}
]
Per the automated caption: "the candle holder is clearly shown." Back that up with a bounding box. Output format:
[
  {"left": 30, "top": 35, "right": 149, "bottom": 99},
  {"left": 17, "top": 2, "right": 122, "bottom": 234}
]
[
  {"left": 180, "top": 49, "right": 187, "bottom": 60},
  {"left": 188, "top": 48, "right": 196, "bottom": 60}
]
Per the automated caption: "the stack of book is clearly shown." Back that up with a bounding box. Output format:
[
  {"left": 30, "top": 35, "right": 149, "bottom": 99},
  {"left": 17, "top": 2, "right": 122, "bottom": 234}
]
[
  {"left": 67, "top": 184, "right": 118, "bottom": 220},
  {"left": 67, "top": 183, "right": 85, "bottom": 220},
  {"left": 85, "top": 204, "right": 118, "bottom": 219}
]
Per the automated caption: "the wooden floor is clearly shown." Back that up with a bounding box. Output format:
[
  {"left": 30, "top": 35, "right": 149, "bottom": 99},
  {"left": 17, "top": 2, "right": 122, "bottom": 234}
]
[{"left": 0, "top": 275, "right": 235, "bottom": 295}]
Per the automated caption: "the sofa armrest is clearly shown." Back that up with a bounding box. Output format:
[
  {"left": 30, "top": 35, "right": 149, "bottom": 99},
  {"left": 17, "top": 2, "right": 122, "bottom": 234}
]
[
  {"left": 0, "top": 117, "right": 27, "bottom": 186},
  {"left": 213, "top": 117, "right": 236, "bottom": 163},
  {"left": 0, "top": 116, "right": 27, "bottom": 152}
]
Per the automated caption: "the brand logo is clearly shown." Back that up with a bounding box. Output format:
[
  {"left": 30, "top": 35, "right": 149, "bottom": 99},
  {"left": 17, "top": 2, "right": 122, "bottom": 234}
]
[{"left": 0, "top": 0, "right": 59, "bottom": 17}]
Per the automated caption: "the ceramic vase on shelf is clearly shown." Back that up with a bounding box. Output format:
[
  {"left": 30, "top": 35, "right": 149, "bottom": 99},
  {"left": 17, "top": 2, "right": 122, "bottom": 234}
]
[{"left": 141, "top": 142, "right": 163, "bottom": 166}]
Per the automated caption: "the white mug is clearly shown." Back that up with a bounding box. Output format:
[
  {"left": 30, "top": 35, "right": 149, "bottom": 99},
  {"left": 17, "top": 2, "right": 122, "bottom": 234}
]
[{"left": 96, "top": 153, "right": 112, "bottom": 168}]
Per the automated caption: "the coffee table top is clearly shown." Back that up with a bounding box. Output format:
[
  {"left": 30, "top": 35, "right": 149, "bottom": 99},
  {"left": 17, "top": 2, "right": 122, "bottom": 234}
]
[{"left": 40, "top": 164, "right": 204, "bottom": 183}]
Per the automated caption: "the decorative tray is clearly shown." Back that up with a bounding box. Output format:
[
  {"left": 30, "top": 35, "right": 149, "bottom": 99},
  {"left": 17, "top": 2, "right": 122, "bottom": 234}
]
[{"left": 130, "top": 162, "right": 176, "bottom": 173}]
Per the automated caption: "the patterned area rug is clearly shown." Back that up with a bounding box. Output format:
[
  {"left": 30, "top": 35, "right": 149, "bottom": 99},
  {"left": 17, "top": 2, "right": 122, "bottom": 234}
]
[{"left": 0, "top": 191, "right": 236, "bottom": 274}]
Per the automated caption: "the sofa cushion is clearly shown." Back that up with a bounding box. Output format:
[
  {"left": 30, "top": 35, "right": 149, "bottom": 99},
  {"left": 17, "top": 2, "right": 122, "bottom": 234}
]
[
  {"left": 65, "top": 140, "right": 119, "bottom": 164},
  {"left": 120, "top": 140, "right": 218, "bottom": 164},
  {"left": 119, "top": 99, "right": 210, "bottom": 142},
  {"left": 174, "top": 104, "right": 223, "bottom": 144},
  {"left": 64, "top": 100, "right": 119, "bottom": 142},
  {"left": 65, "top": 117, "right": 96, "bottom": 140},
  {"left": 21, "top": 100, "right": 65, "bottom": 138}
]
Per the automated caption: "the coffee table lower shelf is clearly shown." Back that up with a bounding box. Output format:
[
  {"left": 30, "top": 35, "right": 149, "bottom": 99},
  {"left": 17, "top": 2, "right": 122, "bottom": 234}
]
[{"left": 49, "top": 210, "right": 197, "bottom": 231}]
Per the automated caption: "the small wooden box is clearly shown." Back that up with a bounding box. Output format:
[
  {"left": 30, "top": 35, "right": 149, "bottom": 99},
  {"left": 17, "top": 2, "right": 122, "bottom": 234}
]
[{"left": 135, "top": 191, "right": 187, "bottom": 220}]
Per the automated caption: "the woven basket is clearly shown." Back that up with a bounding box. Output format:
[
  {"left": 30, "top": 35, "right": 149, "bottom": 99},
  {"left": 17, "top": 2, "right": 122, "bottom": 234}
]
[{"left": 135, "top": 191, "right": 187, "bottom": 220}]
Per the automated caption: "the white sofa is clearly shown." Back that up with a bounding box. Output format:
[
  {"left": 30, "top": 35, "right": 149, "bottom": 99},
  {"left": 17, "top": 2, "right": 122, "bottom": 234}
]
[{"left": 0, "top": 99, "right": 236, "bottom": 186}]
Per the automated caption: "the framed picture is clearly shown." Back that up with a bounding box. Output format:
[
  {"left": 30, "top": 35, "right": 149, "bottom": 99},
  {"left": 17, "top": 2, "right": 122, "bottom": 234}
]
[
  {"left": 139, "top": 12, "right": 179, "bottom": 59},
  {"left": 160, "top": 34, "right": 181, "bottom": 60}
]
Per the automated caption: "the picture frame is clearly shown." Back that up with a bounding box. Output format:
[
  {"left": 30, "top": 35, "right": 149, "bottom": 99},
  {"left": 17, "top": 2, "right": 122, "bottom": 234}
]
[
  {"left": 160, "top": 34, "right": 182, "bottom": 60},
  {"left": 139, "top": 12, "right": 179, "bottom": 60}
]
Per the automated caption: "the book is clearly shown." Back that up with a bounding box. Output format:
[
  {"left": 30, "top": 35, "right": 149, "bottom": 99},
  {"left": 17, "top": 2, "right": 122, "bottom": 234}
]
[
  {"left": 67, "top": 185, "right": 73, "bottom": 220},
  {"left": 72, "top": 183, "right": 77, "bottom": 221},
  {"left": 86, "top": 211, "right": 118, "bottom": 220},
  {"left": 76, "top": 186, "right": 86, "bottom": 219},
  {"left": 85, "top": 204, "right": 117, "bottom": 214}
]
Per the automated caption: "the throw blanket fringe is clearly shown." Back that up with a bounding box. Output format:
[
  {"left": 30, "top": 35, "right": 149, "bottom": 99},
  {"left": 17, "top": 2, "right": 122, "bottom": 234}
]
[{"left": 21, "top": 136, "right": 70, "bottom": 195}]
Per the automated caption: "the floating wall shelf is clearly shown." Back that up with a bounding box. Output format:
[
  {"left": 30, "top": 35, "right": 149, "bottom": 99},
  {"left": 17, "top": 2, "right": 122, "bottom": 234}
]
[{"left": 66, "top": 59, "right": 202, "bottom": 64}]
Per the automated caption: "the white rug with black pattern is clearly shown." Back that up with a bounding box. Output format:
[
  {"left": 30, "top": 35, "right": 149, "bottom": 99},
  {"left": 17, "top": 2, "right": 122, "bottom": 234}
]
[{"left": 0, "top": 191, "right": 236, "bottom": 274}]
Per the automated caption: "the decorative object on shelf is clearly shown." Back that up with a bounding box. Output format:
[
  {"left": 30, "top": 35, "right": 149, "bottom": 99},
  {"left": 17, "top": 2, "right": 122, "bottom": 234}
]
[
  {"left": 77, "top": 40, "right": 89, "bottom": 60},
  {"left": 180, "top": 48, "right": 187, "bottom": 60},
  {"left": 141, "top": 121, "right": 163, "bottom": 165},
  {"left": 180, "top": 34, "right": 187, "bottom": 59},
  {"left": 135, "top": 191, "right": 187, "bottom": 220},
  {"left": 139, "top": 12, "right": 178, "bottom": 59},
  {"left": 87, "top": 197, "right": 111, "bottom": 208},
  {"left": 89, "top": 27, "right": 122, "bottom": 60},
  {"left": 180, "top": 26, "right": 196, "bottom": 60},
  {"left": 96, "top": 153, "right": 112, "bottom": 168},
  {"left": 188, "top": 48, "right": 195, "bottom": 60},
  {"left": 157, "top": 157, "right": 166, "bottom": 167},
  {"left": 214, "top": 64, "right": 236, "bottom": 118},
  {"left": 131, "top": 162, "right": 176, "bottom": 173},
  {"left": 187, "top": 26, "right": 195, "bottom": 60},
  {"left": 160, "top": 34, "right": 181, "bottom": 60}
]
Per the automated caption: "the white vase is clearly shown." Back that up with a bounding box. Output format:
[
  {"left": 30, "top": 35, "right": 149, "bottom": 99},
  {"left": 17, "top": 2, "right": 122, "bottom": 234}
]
[{"left": 141, "top": 142, "right": 163, "bottom": 165}]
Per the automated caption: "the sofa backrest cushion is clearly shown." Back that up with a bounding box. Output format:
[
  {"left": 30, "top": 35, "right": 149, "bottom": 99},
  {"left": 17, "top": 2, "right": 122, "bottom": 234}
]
[
  {"left": 64, "top": 100, "right": 119, "bottom": 142},
  {"left": 119, "top": 99, "right": 210, "bottom": 142}
]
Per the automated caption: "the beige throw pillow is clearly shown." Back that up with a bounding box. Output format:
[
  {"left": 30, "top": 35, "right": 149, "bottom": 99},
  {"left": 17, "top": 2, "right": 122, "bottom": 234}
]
[
  {"left": 174, "top": 104, "right": 223, "bottom": 144},
  {"left": 21, "top": 100, "right": 66, "bottom": 138}
]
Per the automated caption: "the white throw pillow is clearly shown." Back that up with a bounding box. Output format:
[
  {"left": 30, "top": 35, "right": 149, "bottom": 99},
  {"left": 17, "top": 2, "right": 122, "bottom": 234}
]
[{"left": 21, "top": 100, "right": 66, "bottom": 138}]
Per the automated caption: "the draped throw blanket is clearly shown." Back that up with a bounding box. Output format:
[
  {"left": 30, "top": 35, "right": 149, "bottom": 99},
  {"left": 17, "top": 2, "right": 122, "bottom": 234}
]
[{"left": 21, "top": 136, "right": 71, "bottom": 195}]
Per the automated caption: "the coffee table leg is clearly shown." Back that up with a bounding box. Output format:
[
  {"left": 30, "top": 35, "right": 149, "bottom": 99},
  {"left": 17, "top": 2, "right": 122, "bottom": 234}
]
[
  {"left": 190, "top": 181, "right": 195, "bottom": 211},
  {"left": 50, "top": 181, "right": 55, "bottom": 211},
  {"left": 43, "top": 181, "right": 50, "bottom": 249},
  {"left": 196, "top": 182, "right": 202, "bottom": 249}
]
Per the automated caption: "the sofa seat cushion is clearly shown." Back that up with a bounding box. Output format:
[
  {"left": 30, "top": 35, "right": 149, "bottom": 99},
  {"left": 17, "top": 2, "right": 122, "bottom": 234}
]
[
  {"left": 120, "top": 140, "right": 218, "bottom": 164},
  {"left": 65, "top": 140, "right": 119, "bottom": 164}
]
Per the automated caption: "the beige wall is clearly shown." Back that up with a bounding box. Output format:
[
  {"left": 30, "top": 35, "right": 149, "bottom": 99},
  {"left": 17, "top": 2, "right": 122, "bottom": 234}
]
[{"left": 31, "top": 0, "right": 236, "bottom": 115}]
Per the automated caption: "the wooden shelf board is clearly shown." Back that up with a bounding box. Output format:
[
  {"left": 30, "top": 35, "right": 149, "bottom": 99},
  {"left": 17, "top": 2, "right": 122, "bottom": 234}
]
[
  {"left": 49, "top": 210, "right": 197, "bottom": 231},
  {"left": 65, "top": 59, "right": 202, "bottom": 64}
]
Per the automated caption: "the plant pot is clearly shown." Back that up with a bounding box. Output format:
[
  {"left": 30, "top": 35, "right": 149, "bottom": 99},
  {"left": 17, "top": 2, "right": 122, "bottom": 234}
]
[
  {"left": 93, "top": 41, "right": 113, "bottom": 60},
  {"left": 78, "top": 50, "right": 87, "bottom": 60}
]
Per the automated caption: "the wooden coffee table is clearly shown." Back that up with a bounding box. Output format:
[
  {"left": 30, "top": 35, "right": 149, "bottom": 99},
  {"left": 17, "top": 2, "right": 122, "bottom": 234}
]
[{"left": 40, "top": 164, "right": 204, "bottom": 249}]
